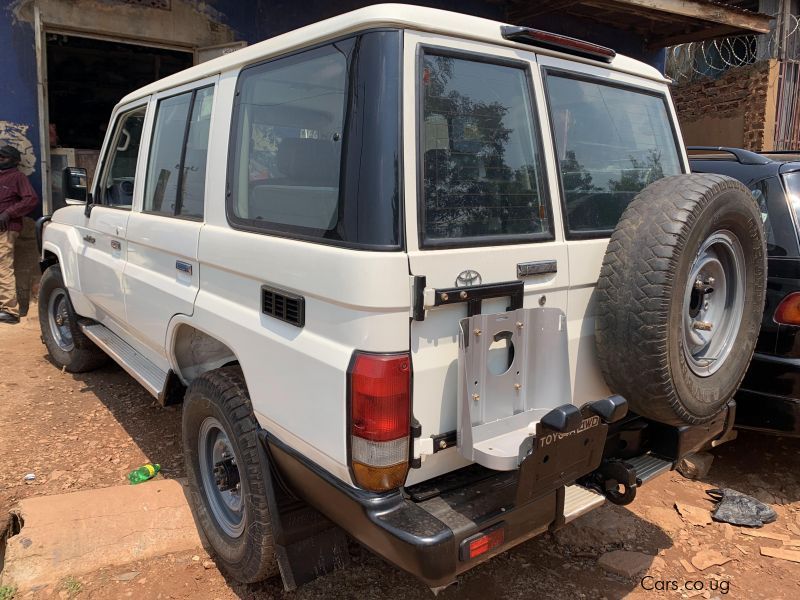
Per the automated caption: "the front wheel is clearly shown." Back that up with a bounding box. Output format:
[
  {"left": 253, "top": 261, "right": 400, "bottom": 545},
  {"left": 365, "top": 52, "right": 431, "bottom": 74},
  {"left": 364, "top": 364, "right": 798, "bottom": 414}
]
[
  {"left": 38, "top": 265, "right": 108, "bottom": 372},
  {"left": 182, "top": 366, "right": 278, "bottom": 583}
]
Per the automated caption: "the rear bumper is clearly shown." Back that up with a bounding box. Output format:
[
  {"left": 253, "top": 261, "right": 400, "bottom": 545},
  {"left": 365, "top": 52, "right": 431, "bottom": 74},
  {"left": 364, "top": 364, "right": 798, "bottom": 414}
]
[
  {"left": 737, "top": 352, "right": 800, "bottom": 436},
  {"left": 265, "top": 433, "right": 566, "bottom": 588}
]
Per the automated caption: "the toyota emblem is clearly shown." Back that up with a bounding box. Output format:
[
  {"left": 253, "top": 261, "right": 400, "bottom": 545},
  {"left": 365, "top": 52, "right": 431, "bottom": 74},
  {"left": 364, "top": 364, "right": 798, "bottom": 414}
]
[{"left": 455, "top": 269, "right": 482, "bottom": 287}]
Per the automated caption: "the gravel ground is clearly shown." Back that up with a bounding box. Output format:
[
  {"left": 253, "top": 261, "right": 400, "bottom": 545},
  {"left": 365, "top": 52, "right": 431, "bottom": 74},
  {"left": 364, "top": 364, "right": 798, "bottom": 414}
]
[{"left": 2, "top": 308, "right": 800, "bottom": 599}]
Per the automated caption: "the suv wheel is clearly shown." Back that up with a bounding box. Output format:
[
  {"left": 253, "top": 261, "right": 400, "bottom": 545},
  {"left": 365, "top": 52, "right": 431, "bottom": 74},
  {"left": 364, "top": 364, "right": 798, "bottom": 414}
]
[
  {"left": 595, "top": 174, "right": 767, "bottom": 426},
  {"left": 38, "top": 265, "right": 108, "bottom": 372},
  {"left": 182, "top": 366, "right": 278, "bottom": 583}
]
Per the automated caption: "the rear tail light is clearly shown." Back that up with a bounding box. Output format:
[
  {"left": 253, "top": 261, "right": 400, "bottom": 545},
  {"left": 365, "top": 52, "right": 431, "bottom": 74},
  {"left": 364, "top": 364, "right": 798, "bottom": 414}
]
[
  {"left": 775, "top": 292, "right": 800, "bottom": 325},
  {"left": 348, "top": 352, "right": 411, "bottom": 492}
]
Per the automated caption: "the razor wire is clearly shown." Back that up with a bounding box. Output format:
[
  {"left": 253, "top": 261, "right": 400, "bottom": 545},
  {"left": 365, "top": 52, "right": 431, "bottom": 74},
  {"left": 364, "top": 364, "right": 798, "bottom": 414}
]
[{"left": 666, "top": 13, "right": 800, "bottom": 84}]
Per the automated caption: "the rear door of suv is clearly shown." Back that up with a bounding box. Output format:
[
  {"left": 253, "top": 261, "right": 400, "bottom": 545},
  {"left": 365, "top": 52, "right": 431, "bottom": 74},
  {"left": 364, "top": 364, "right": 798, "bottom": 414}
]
[
  {"left": 403, "top": 31, "right": 570, "bottom": 482},
  {"left": 538, "top": 55, "right": 686, "bottom": 407}
]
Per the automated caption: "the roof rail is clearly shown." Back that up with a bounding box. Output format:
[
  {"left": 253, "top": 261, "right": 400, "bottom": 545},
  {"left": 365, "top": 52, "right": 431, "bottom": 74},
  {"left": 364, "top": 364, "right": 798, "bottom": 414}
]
[{"left": 686, "top": 146, "right": 772, "bottom": 165}]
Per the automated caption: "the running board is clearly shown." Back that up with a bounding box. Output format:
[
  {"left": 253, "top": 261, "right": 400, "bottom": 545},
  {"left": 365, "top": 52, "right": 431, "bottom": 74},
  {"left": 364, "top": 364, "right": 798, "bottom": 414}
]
[
  {"left": 563, "top": 484, "right": 605, "bottom": 523},
  {"left": 81, "top": 323, "right": 167, "bottom": 399},
  {"left": 626, "top": 453, "right": 673, "bottom": 484}
]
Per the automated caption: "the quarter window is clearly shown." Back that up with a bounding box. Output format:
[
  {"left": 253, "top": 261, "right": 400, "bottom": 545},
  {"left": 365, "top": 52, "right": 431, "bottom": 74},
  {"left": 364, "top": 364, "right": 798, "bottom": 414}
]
[
  {"left": 98, "top": 106, "right": 146, "bottom": 208},
  {"left": 230, "top": 43, "right": 348, "bottom": 234},
  {"left": 421, "top": 53, "right": 549, "bottom": 246},
  {"left": 144, "top": 85, "right": 213, "bottom": 219},
  {"left": 546, "top": 74, "right": 682, "bottom": 236}
]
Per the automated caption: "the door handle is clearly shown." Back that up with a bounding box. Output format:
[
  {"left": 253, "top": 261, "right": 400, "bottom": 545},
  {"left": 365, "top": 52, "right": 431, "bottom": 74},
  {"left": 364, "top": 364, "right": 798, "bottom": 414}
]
[
  {"left": 83, "top": 235, "right": 96, "bottom": 244},
  {"left": 176, "top": 260, "right": 192, "bottom": 275},
  {"left": 517, "top": 260, "right": 557, "bottom": 277},
  {"left": 110, "top": 240, "right": 121, "bottom": 250}
]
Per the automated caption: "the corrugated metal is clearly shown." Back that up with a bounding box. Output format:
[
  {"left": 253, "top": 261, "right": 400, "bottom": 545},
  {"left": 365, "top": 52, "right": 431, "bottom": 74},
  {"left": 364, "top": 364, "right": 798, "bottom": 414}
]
[{"left": 775, "top": 60, "right": 800, "bottom": 150}]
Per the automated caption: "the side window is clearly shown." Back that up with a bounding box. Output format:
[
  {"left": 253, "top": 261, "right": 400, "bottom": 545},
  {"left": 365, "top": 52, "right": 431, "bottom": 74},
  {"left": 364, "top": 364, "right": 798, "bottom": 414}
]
[
  {"left": 229, "top": 42, "right": 348, "bottom": 235},
  {"left": 545, "top": 73, "right": 682, "bottom": 237},
  {"left": 751, "top": 177, "right": 799, "bottom": 257},
  {"left": 144, "top": 85, "right": 214, "bottom": 219},
  {"left": 99, "top": 107, "right": 146, "bottom": 208},
  {"left": 420, "top": 53, "right": 549, "bottom": 246}
]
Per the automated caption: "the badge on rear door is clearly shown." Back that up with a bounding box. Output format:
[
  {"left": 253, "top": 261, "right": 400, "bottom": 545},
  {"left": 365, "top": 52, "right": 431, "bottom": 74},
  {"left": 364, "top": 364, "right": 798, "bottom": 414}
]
[{"left": 455, "top": 269, "right": 482, "bottom": 287}]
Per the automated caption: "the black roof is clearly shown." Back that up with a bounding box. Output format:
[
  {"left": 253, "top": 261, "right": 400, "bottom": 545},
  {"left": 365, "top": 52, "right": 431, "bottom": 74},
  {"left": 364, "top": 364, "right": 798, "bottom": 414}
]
[{"left": 688, "top": 146, "right": 800, "bottom": 185}]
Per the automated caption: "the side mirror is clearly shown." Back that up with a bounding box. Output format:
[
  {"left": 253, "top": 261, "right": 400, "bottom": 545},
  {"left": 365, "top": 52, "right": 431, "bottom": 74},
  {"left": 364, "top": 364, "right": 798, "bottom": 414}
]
[{"left": 62, "top": 167, "right": 88, "bottom": 205}]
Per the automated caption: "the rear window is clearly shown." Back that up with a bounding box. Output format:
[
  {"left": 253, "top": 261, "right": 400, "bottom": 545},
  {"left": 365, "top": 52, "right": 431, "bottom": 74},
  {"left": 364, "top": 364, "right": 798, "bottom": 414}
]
[
  {"left": 420, "top": 52, "right": 550, "bottom": 247},
  {"left": 545, "top": 72, "right": 682, "bottom": 237}
]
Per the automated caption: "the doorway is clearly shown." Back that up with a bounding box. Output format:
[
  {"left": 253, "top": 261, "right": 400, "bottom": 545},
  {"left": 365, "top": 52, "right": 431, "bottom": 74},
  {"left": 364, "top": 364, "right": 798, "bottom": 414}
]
[{"left": 45, "top": 33, "right": 193, "bottom": 209}]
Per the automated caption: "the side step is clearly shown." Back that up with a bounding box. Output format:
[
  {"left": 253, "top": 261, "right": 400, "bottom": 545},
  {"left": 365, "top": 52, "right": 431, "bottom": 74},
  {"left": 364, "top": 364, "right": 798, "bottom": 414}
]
[
  {"left": 626, "top": 453, "right": 673, "bottom": 484},
  {"left": 563, "top": 484, "right": 605, "bottom": 524},
  {"left": 81, "top": 323, "right": 167, "bottom": 399}
]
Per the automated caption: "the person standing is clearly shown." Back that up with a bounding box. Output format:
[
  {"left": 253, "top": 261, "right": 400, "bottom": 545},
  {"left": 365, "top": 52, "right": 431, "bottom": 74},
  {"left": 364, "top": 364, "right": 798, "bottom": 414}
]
[{"left": 0, "top": 145, "right": 39, "bottom": 324}]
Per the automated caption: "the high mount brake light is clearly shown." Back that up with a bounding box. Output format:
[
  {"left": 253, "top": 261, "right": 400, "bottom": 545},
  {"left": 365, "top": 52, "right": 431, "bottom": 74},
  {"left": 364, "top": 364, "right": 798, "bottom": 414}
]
[
  {"left": 775, "top": 292, "right": 800, "bottom": 325},
  {"left": 500, "top": 25, "right": 616, "bottom": 63},
  {"left": 348, "top": 352, "right": 411, "bottom": 492}
]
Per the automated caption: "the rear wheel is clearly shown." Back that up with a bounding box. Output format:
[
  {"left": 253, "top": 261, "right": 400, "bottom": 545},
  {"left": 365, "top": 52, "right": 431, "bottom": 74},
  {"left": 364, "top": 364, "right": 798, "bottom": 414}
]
[
  {"left": 595, "top": 174, "right": 767, "bottom": 425},
  {"left": 183, "top": 366, "right": 278, "bottom": 583},
  {"left": 38, "top": 265, "right": 108, "bottom": 372}
]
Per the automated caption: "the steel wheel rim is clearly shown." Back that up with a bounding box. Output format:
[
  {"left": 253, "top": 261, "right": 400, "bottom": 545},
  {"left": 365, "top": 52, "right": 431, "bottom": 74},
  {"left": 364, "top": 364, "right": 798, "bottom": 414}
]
[
  {"left": 198, "top": 417, "right": 245, "bottom": 538},
  {"left": 681, "top": 230, "right": 745, "bottom": 377},
  {"left": 47, "top": 289, "right": 74, "bottom": 352}
]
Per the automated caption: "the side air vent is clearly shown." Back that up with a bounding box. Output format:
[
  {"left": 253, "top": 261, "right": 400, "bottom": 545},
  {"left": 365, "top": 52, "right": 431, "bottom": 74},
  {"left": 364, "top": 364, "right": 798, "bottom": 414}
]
[{"left": 261, "top": 285, "right": 305, "bottom": 327}]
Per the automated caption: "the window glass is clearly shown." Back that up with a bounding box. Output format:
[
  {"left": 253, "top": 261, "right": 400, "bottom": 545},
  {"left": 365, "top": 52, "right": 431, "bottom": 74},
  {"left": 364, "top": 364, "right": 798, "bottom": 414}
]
[
  {"left": 145, "top": 92, "right": 192, "bottom": 214},
  {"left": 421, "top": 54, "right": 548, "bottom": 244},
  {"left": 144, "top": 86, "right": 213, "bottom": 218},
  {"left": 230, "top": 44, "right": 347, "bottom": 233},
  {"left": 100, "top": 107, "right": 146, "bottom": 208},
  {"left": 778, "top": 172, "right": 800, "bottom": 255},
  {"left": 178, "top": 86, "right": 213, "bottom": 218},
  {"left": 546, "top": 74, "right": 682, "bottom": 235}
]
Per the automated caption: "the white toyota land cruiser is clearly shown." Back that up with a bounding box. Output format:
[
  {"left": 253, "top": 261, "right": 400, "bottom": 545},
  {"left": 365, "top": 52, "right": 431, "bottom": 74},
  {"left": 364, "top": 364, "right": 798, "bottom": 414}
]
[{"left": 38, "top": 4, "right": 766, "bottom": 591}]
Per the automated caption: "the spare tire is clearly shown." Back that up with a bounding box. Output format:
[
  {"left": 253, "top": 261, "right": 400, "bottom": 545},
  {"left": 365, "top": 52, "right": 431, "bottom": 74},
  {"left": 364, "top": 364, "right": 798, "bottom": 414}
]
[{"left": 595, "top": 174, "right": 766, "bottom": 426}]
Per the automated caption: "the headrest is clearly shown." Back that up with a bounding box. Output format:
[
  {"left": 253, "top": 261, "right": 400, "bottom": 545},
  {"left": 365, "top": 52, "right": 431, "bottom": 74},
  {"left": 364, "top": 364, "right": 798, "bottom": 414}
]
[{"left": 276, "top": 138, "right": 338, "bottom": 184}]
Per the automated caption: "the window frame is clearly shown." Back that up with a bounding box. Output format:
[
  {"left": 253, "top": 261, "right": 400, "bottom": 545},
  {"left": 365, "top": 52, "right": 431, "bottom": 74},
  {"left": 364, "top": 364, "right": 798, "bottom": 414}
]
[
  {"left": 224, "top": 29, "right": 405, "bottom": 251},
  {"left": 541, "top": 67, "right": 685, "bottom": 240},
  {"left": 416, "top": 44, "right": 555, "bottom": 249},
  {"left": 143, "top": 83, "right": 215, "bottom": 222},
  {"left": 94, "top": 102, "right": 149, "bottom": 211}
]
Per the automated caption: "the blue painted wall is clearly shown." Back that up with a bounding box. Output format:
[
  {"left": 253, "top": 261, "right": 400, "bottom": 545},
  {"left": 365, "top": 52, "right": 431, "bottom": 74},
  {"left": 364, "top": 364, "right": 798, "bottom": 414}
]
[{"left": 0, "top": 6, "right": 43, "bottom": 209}]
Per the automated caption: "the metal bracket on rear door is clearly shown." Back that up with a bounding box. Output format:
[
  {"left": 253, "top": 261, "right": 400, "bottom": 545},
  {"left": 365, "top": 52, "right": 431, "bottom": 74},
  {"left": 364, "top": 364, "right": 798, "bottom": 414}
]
[{"left": 457, "top": 306, "right": 573, "bottom": 471}]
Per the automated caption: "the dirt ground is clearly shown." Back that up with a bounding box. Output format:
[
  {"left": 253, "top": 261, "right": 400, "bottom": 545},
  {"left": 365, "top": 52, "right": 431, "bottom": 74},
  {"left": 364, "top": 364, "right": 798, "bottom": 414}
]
[{"left": 2, "top": 308, "right": 800, "bottom": 599}]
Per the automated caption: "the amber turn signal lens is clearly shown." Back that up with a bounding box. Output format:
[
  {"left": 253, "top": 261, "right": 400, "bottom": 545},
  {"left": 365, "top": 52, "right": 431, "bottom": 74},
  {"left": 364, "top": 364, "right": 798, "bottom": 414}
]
[
  {"left": 774, "top": 292, "right": 800, "bottom": 325},
  {"left": 352, "top": 461, "right": 409, "bottom": 492}
]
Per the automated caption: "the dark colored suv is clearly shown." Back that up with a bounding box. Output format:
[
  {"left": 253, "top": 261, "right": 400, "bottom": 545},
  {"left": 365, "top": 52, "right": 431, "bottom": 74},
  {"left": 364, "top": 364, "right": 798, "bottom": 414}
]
[{"left": 690, "top": 147, "right": 800, "bottom": 436}]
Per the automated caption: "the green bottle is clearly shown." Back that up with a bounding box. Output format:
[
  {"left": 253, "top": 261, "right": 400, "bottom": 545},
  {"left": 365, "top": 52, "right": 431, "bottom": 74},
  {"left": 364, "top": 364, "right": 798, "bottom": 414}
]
[{"left": 127, "top": 463, "right": 161, "bottom": 484}]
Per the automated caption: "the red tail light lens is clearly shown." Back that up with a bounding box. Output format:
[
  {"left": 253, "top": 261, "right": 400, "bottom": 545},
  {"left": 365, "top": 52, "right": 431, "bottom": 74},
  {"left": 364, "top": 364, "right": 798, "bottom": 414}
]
[
  {"left": 349, "top": 352, "right": 411, "bottom": 492},
  {"left": 775, "top": 292, "right": 800, "bottom": 325},
  {"left": 350, "top": 353, "right": 410, "bottom": 442}
]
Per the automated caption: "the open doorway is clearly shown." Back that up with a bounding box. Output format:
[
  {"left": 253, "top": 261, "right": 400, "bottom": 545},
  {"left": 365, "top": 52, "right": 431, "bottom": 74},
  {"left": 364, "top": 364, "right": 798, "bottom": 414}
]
[{"left": 46, "top": 33, "right": 193, "bottom": 209}]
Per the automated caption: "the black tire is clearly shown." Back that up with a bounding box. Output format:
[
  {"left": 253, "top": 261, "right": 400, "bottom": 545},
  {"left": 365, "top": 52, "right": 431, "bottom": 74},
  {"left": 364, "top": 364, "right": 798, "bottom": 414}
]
[
  {"left": 38, "top": 265, "right": 109, "bottom": 373},
  {"left": 595, "top": 174, "right": 766, "bottom": 426},
  {"left": 182, "top": 366, "right": 278, "bottom": 583}
]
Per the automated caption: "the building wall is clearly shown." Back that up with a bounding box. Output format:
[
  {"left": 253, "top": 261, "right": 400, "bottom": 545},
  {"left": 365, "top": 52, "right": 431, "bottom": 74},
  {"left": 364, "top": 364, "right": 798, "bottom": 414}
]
[{"left": 671, "top": 60, "right": 780, "bottom": 151}]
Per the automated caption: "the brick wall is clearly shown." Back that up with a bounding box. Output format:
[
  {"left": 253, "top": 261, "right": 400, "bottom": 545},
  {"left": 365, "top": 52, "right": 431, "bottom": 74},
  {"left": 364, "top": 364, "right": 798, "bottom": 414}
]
[{"left": 671, "top": 61, "right": 773, "bottom": 151}]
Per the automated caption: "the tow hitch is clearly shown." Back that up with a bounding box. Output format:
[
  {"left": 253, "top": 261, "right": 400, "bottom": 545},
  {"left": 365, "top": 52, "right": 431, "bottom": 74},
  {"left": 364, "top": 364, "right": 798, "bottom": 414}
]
[{"left": 581, "top": 459, "right": 642, "bottom": 506}]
